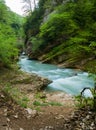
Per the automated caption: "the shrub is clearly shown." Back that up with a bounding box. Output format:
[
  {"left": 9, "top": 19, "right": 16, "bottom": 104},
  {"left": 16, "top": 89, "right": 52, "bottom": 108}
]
[
  {"left": 40, "top": 12, "right": 78, "bottom": 42},
  {"left": 30, "top": 36, "right": 44, "bottom": 52}
]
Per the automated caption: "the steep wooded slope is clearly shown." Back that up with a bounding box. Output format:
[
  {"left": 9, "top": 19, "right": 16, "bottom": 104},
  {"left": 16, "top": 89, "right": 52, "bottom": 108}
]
[
  {"left": 24, "top": 0, "right": 96, "bottom": 73},
  {"left": 0, "top": 0, "right": 24, "bottom": 68}
]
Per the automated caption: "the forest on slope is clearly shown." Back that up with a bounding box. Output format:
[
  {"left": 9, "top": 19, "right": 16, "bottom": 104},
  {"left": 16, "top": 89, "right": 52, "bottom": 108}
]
[
  {"left": 24, "top": 0, "right": 96, "bottom": 73},
  {"left": 0, "top": 0, "right": 24, "bottom": 68}
]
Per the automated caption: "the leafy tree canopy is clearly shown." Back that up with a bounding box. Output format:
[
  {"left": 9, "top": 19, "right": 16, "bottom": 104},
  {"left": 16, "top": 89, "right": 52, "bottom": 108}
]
[
  {"left": 0, "top": 0, "right": 24, "bottom": 67},
  {"left": 23, "top": 0, "right": 96, "bottom": 73}
]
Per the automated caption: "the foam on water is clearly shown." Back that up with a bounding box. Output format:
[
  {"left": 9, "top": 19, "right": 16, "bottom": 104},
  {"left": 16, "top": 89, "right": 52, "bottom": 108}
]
[{"left": 18, "top": 56, "right": 94, "bottom": 95}]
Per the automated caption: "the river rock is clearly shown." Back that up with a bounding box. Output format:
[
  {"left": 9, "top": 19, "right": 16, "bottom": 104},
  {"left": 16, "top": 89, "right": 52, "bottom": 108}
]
[
  {"left": 13, "top": 114, "right": 18, "bottom": 119},
  {"left": 25, "top": 108, "right": 38, "bottom": 119},
  {"left": 11, "top": 72, "right": 52, "bottom": 93},
  {"left": 26, "top": 108, "right": 33, "bottom": 115},
  {"left": 30, "top": 74, "right": 52, "bottom": 91}
]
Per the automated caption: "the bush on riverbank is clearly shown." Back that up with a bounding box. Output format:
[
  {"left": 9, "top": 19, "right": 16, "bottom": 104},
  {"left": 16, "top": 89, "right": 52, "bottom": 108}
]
[{"left": 75, "top": 87, "right": 96, "bottom": 110}]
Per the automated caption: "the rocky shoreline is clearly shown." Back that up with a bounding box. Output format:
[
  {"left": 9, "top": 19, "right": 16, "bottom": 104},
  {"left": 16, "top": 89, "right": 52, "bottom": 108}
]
[
  {"left": 0, "top": 67, "right": 96, "bottom": 130},
  {"left": 10, "top": 72, "right": 52, "bottom": 92}
]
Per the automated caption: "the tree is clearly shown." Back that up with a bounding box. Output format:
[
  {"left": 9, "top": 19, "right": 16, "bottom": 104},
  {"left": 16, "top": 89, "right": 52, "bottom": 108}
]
[
  {"left": 22, "top": 0, "right": 38, "bottom": 14},
  {"left": 23, "top": 0, "right": 96, "bottom": 73},
  {"left": 0, "top": 1, "right": 24, "bottom": 67}
]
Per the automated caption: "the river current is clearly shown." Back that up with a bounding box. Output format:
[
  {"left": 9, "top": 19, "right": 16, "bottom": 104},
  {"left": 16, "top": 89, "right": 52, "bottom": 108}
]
[{"left": 18, "top": 56, "right": 94, "bottom": 95}]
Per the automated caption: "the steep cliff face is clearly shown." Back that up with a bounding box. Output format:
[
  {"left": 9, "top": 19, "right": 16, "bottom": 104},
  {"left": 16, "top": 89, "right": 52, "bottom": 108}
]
[{"left": 24, "top": 0, "right": 96, "bottom": 73}]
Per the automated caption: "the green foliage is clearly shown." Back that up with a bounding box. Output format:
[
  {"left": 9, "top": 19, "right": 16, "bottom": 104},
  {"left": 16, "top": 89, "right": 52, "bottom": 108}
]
[
  {"left": 40, "top": 12, "right": 78, "bottom": 42},
  {"left": 0, "top": 42, "right": 18, "bottom": 66},
  {"left": 75, "top": 94, "right": 94, "bottom": 108},
  {"left": 33, "top": 100, "right": 62, "bottom": 106},
  {"left": 0, "top": 1, "right": 24, "bottom": 67},
  {"left": 49, "top": 101, "right": 62, "bottom": 106},
  {"left": 75, "top": 87, "right": 96, "bottom": 110},
  {"left": 24, "top": 0, "right": 46, "bottom": 40},
  {"left": 30, "top": 36, "right": 44, "bottom": 52},
  {"left": 33, "top": 92, "right": 62, "bottom": 106},
  {"left": 0, "top": 27, "right": 18, "bottom": 67},
  {"left": 33, "top": 100, "right": 47, "bottom": 106},
  {"left": 23, "top": 0, "right": 96, "bottom": 73},
  {"left": 3, "top": 84, "right": 29, "bottom": 108}
]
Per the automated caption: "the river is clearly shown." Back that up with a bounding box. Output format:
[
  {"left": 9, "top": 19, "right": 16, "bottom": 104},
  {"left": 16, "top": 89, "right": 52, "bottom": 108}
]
[{"left": 18, "top": 56, "right": 94, "bottom": 95}]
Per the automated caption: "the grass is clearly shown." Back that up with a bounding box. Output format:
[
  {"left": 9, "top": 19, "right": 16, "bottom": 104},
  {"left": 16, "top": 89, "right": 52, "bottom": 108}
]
[
  {"left": 33, "top": 100, "right": 63, "bottom": 107},
  {"left": 49, "top": 101, "right": 62, "bottom": 106},
  {"left": 2, "top": 84, "right": 30, "bottom": 108},
  {"left": 75, "top": 87, "right": 96, "bottom": 110}
]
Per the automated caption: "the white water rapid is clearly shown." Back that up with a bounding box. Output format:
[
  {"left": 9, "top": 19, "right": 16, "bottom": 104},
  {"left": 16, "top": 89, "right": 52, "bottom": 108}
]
[{"left": 18, "top": 56, "right": 94, "bottom": 95}]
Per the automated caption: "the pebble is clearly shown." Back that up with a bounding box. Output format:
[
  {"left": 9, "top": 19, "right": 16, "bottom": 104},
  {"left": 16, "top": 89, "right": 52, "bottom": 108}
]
[
  {"left": 25, "top": 108, "right": 38, "bottom": 119},
  {"left": 26, "top": 108, "right": 33, "bottom": 115},
  {"left": 13, "top": 114, "right": 18, "bottom": 119},
  {"left": 91, "top": 122, "right": 94, "bottom": 127},
  {"left": 86, "top": 115, "right": 90, "bottom": 120},
  {"left": 5, "top": 127, "right": 12, "bottom": 130},
  {"left": 7, "top": 118, "right": 10, "bottom": 122},
  {"left": 55, "top": 114, "right": 64, "bottom": 119},
  {"left": 1, "top": 94, "right": 5, "bottom": 98},
  {"left": 44, "top": 126, "right": 54, "bottom": 130},
  {"left": 20, "top": 128, "right": 24, "bottom": 130},
  {"left": 90, "top": 126, "right": 94, "bottom": 130}
]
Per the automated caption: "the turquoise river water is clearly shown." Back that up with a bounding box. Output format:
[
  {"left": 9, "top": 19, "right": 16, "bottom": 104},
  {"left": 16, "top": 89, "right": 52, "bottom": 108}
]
[{"left": 18, "top": 56, "right": 94, "bottom": 95}]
